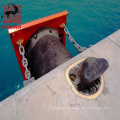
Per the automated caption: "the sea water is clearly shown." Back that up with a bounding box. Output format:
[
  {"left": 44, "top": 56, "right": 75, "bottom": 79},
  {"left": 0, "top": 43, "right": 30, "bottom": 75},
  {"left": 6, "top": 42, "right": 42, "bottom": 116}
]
[{"left": 0, "top": 0, "right": 120, "bottom": 101}]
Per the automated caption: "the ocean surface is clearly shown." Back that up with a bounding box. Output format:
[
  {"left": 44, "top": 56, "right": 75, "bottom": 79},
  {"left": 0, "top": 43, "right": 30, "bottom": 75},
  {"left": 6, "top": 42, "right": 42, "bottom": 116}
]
[{"left": 0, "top": 0, "right": 120, "bottom": 101}]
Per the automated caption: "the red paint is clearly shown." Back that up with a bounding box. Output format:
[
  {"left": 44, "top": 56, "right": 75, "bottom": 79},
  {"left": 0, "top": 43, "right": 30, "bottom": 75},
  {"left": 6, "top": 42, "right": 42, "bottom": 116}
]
[{"left": 8, "top": 11, "right": 68, "bottom": 80}]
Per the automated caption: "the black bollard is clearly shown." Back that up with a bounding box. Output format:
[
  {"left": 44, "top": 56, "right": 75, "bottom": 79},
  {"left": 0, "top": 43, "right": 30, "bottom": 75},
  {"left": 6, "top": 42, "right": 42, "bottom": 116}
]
[{"left": 80, "top": 57, "right": 109, "bottom": 88}]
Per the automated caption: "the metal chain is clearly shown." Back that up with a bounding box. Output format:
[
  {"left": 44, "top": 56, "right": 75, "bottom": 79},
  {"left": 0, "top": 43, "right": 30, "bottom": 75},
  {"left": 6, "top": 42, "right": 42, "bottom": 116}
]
[
  {"left": 18, "top": 39, "right": 35, "bottom": 86},
  {"left": 62, "top": 23, "right": 87, "bottom": 53}
]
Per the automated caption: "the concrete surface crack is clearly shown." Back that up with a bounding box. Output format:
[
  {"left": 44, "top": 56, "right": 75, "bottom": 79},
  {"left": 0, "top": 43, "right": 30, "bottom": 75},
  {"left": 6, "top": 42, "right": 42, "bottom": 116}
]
[{"left": 47, "top": 85, "right": 56, "bottom": 95}]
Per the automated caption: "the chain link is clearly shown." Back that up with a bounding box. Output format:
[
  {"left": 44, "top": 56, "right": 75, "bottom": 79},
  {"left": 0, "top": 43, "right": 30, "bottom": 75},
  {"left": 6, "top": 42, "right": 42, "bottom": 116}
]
[
  {"left": 62, "top": 23, "right": 87, "bottom": 53},
  {"left": 18, "top": 39, "right": 35, "bottom": 86}
]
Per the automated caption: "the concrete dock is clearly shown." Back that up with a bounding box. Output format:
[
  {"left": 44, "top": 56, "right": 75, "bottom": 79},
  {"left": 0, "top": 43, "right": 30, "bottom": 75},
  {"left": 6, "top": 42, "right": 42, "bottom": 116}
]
[{"left": 0, "top": 29, "right": 120, "bottom": 120}]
